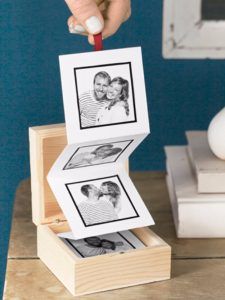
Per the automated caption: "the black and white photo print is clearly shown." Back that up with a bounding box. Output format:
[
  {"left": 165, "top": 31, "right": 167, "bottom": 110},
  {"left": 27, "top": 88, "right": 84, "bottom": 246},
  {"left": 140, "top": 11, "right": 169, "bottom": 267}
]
[
  {"left": 74, "top": 62, "right": 137, "bottom": 129},
  {"left": 59, "top": 230, "right": 145, "bottom": 258},
  {"left": 65, "top": 176, "right": 139, "bottom": 227},
  {"left": 48, "top": 48, "right": 153, "bottom": 239},
  {"left": 59, "top": 47, "right": 150, "bottom": 144},
  {"left": 48, "top": 167, "right": 155, "bottom": 239},
  {"left": 63, "top": 140, "right": 133, "bottom": 170}
]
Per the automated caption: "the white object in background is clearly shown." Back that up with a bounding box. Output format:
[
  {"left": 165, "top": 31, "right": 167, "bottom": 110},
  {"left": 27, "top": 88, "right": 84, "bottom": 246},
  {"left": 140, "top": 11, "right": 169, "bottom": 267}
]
[
  {"left": 165, "top": 146, "right": 225, "bottom": 238},
  {"left": 208, "top": 107, "right": 225, "bottom": 160},
  {"left": 163, "top": 0, "right": 225, "bottom": 59},
  {"left": 186, "top": 131, "right": 225, "bottom": 193}
]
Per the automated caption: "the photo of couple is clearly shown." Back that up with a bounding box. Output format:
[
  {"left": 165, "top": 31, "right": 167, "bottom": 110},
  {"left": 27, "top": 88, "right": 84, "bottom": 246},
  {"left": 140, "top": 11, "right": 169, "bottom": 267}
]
[
  {"left": 64, "top": 232, "right": 135, "bottom": 258},
  {"left": 78, "top": 181, "right": 121, "bottom": 225},
  {"left": 63, "top": 140, "right": 132, "bottom": 170},
  {"left": 76, "top": 64, "right": 136, "bottom": 129},
  {"left": 65, "top": 176, "right": 138, "bottom": 227}
]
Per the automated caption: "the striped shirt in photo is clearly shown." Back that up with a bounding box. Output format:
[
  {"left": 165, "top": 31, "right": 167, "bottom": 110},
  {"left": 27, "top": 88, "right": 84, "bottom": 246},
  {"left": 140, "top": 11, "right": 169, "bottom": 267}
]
[
  {"left": 78, "top": 199, "right": 118, "bottom": 225},
  {"left": 79, "top": 91, "right": 107, "bottom": 127}
]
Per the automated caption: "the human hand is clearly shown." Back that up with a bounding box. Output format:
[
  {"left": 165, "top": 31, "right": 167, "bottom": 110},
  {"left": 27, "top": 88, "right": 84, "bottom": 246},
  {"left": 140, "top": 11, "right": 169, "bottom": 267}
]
[{"left": 65, "top": 0, "right": 131, "bottom": 44}]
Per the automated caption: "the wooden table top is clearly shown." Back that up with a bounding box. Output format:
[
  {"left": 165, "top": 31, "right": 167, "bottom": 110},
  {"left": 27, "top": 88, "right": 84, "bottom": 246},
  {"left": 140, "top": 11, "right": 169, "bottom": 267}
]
[{"left": 4, "top": 172, "right": 225, "bottom": 299}]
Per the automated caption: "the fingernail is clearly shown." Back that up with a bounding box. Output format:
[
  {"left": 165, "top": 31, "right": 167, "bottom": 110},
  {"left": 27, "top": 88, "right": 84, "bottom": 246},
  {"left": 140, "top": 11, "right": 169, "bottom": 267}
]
[
  {"left": 74, "top": 24, "right": 86, "bottom": 33},
  {"left": 69, "top": 23, "right": 85, "bottom": 34},
  {"left": 85, "top": 16, "right": 103, "bottom": 34}
]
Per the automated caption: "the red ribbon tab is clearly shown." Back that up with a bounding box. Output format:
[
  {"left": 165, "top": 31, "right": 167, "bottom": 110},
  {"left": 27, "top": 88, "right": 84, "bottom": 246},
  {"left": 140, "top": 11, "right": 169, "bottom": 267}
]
[{"left": 93, "top": 33, "right": 103, "bottom": 51}]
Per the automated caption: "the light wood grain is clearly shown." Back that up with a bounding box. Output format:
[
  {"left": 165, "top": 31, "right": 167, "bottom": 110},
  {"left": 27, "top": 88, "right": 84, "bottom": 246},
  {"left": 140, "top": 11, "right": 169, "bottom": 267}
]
[
  {"left": 8, "top": 179, "right": 36, "bottom": 258},
  {"left": 186, "top": 131, "right": 225, "bottom": 193},
  {"left": 37, "top": 225, "right": 76, "bottom": 294},
  {"left": 37, "top": 223, "right": 170, "bottom": 296},
  {"left": 29, "top": 124, "right": 67, "bottom": 225},
  {"left": 5, "top": 259, "right": 225, "bottom": 300}
]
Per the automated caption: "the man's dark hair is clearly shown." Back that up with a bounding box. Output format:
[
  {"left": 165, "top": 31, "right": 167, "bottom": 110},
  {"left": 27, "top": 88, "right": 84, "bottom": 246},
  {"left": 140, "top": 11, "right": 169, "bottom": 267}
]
[
  {"left": 93, "top": 71, "right": 111, "bottom": 84},
  {"left": 81, "top": 184, "right": 91, "bottom": 197}
]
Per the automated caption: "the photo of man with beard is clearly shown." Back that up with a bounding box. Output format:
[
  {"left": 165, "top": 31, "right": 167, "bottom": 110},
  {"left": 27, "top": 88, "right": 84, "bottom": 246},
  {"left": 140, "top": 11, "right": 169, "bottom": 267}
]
[{"left": 79, "top": 71, "right": 111, "bottom": 128}]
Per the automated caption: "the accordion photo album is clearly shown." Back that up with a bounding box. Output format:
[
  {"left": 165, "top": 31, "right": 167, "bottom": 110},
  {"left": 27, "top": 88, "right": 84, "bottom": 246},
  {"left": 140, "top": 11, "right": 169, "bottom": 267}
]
[{"left": 47, "top": 47, "right": 155, "bottom": 258}]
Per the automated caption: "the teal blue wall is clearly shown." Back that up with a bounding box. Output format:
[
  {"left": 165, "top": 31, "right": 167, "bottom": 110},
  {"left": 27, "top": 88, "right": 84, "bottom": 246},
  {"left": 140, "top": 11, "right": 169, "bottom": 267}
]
[{"left": 1, "top": 0, "right": 224, "bottom": 295}]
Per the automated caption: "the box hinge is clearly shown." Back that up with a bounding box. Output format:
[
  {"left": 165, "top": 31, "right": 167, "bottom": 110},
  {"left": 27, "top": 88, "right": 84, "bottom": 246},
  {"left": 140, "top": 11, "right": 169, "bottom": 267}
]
[
  {"left": 52, "top": 218, "right": 65, "bottom": 224},
  {"left": 42, "top": 218, "right": 67, "bottom": 226}
]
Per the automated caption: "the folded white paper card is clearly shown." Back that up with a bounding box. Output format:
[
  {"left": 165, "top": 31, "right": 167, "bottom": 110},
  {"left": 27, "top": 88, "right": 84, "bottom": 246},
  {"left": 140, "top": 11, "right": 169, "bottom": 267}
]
[
  {"left": 59, "top": 47, "right": 150, "bottom": 144},
  {"left": 58, "top": 230, "right": 145, "bottom": 258},
  {"left": 48, "top": 47, "right": 154, "bottom": 239}
]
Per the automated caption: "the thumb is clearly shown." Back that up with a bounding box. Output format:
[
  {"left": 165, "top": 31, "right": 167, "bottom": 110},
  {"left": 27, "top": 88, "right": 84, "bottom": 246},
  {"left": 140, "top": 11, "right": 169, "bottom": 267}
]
[{"left": 65, "top": 0, "right": 104, "bottom": 35}]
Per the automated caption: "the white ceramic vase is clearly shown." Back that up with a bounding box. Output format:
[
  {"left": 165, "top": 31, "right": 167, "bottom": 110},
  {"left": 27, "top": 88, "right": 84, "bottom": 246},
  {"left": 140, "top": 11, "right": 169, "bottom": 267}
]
[{"left": 208, "top": 107, "right": 225, "bottom": 160}]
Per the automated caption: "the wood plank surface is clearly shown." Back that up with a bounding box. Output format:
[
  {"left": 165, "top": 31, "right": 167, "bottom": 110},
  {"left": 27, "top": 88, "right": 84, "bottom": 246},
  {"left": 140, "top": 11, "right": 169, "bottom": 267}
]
[
  {"left": 4, "top": 259, "right": 225, "bottom": 300},
  {"left": 5, "top": 171, "right": 225, "bottom": 298}
]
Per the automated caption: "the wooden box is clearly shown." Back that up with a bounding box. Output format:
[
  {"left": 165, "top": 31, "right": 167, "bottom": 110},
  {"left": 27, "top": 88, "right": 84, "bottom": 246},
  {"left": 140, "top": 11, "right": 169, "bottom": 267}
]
[{"left": 29, "top": 123, "right": 171, "bottom": 296}]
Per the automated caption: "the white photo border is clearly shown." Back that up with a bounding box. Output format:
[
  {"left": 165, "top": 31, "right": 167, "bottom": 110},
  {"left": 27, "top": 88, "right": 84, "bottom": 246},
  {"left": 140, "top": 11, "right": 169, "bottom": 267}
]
[
  {"left": 163, "top": 0, "right": 225, "bottom": 59},
  {"left": 65, "top": 175, "right": 139, "bottom": 227},
  {"left": 74, "top": 62, "right": 137, "bottom": 129},
  {"left": 63, "top": 139, "right": 134, "bottom": 170},
  {"left": 59, "top": 47, "right": 150, "bottom": 144}
]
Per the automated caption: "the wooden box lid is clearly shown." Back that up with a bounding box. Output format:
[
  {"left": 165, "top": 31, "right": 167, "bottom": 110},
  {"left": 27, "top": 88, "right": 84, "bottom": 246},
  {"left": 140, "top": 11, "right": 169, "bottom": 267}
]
[{"left": 29, "top": 123, "right": 67, "bottom": 225}]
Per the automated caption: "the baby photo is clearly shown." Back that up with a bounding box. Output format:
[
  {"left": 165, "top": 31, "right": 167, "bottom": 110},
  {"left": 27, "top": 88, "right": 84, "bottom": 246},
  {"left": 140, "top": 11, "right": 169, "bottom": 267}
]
[
  {"left": 59, "top": 231, "right": 145, "bottom": 258},
  {"left": 65, "top": 175, "right": 139, "bottom": 227},
  {"left": 74, "top": 62, "right": 137, "bottom": 129},
  {"left": 63, "top": 140, "right": 133, "bottom": 170}
]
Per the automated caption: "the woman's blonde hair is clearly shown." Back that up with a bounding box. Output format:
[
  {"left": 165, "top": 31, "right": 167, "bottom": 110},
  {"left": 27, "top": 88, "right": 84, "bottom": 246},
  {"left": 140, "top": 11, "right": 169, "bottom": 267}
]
[
  {"left": 101, "top": 181, "right": 121, "bottom": 207},
  {"left": 108, "top": 77, "right": 129, "bottom": 116}
]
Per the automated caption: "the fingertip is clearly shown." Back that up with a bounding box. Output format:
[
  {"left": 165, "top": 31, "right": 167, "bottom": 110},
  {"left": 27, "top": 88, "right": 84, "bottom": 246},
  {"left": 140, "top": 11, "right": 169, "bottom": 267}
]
[
  {"left": 88, "top": 35, "right": 95, "bottom": 45},
  {"left": 67, "top": 16, "right": 76, "bottom": 26},
  {"left": 85, "top": 15, "right": 104, "bottom": 35}
]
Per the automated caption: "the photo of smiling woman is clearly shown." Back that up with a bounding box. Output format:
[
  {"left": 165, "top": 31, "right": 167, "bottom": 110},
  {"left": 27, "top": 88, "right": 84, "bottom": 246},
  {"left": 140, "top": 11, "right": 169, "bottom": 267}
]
[{"left": 96, "top": 77, "right": 130, "bottom": 125}]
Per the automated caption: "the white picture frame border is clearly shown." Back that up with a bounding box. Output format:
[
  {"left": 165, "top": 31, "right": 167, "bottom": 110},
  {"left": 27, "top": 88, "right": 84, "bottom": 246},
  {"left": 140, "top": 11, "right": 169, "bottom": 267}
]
[
  {"left": 59, "top": 47, "right": 150, "bottom": 144},
  {"left": 48, "top": 134, "right": 146, "bottom": 175},
  {"left": 163, "top": 0, "right": 225, "bottom": 59},
  {"left": 47, "top": 164, "right": 154, "bottom": 239}
]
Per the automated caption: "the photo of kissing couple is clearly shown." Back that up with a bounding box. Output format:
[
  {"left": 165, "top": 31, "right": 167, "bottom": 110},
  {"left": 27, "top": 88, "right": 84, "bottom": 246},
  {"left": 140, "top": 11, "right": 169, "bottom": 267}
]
[
  {"left": 78, "top": 181, "right": 121, "bottom": 226},
  {"left": 77, "top": 67, "right": 136, "bottom": 128},
  {"left": 66, "top": 176, "right": 138, "bottom": 227}
]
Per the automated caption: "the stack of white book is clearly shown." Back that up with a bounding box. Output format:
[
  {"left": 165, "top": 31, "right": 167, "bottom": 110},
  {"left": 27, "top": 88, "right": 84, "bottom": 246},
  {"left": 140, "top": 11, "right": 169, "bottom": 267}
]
[{"left": 165, "top": 131, "right": 225, "bottom": 238}]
